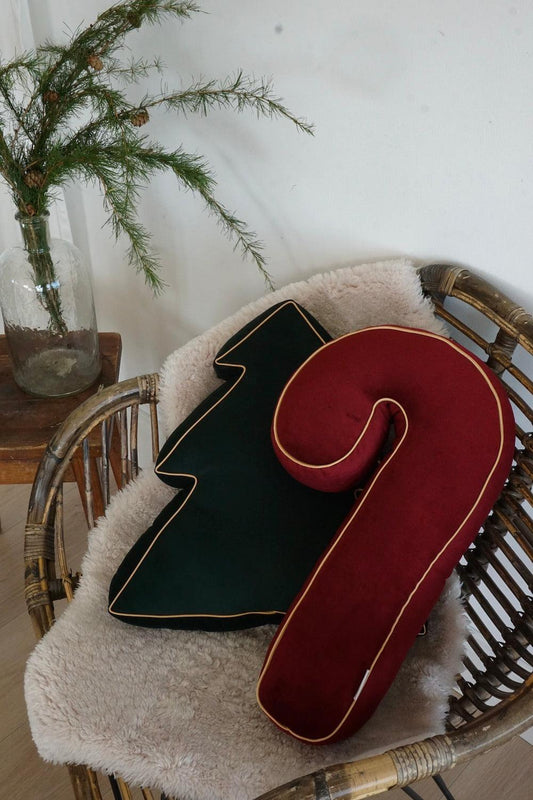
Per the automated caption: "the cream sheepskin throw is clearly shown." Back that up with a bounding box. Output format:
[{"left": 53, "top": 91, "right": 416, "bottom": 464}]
[{"left": 25, "top": 260, "right": 467, "bottom": 800}]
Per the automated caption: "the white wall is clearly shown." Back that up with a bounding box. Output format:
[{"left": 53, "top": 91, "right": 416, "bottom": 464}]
[{"left": 2, "top": 0, "right": 533, "bottom": 378}]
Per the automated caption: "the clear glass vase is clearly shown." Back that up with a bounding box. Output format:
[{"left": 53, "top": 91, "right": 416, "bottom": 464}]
[{"left": 0, "top": 213, "right": 101, "bottom": 397}]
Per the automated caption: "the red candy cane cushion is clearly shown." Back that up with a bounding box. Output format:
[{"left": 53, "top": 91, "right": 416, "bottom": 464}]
[{"left": 257, "top": 326, "right": 515, "bottom": 744}]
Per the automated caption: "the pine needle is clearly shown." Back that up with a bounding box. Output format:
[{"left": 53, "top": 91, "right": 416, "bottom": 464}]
[{"left": 0, "top": 0, "right": 312, "bottom": 290}]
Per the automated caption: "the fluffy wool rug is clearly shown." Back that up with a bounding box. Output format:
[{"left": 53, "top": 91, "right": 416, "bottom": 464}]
[{"left": 25, "top": 259, "right": 467, "bottom": 800}]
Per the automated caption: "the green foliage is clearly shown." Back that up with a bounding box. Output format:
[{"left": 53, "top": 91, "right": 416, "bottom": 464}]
[{"left": 0, "top": 0, "right": 313, "bottom": 291}]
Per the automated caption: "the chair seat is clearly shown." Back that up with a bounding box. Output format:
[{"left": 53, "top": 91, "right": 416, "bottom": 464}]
[{"left": 24, "top": 259, "right": 468, "bottom": 800}]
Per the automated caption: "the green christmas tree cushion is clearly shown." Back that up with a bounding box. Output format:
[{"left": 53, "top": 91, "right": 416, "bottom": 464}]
[{"left": 108, "top": 300, "right": 354, "bottom": 630}]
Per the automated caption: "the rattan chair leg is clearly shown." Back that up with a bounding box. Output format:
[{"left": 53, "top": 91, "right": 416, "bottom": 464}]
[
  {"left": 109, "top": 775, "right": 121, "bottom": 800},
  {"left": 432, "top": 775, "right": 457, "bottom": 800},
  {"left": 68, "top": 764, "right": 103, "bottom": 799},
  {"left": 402, "top": 780, "right": 457, "bottom": 800},
  {"left": 401, "top": 787, "right": 425, "bottom": 800},
  {"left": 108, "top": 775, "right": 135, "bottom": 799}
]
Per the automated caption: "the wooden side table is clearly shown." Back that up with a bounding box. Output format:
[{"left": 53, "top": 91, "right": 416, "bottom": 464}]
[{"left": 0, "top": 332, "right": 122, "bottom": 525}]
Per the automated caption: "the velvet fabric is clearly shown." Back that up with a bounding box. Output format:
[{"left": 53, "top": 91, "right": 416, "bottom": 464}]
[
  {"left": 108, "top": 300, "right": 355, "bottom": 630},
  {"left": 257, "top": 325, "right": 515, "bottom": 744}
]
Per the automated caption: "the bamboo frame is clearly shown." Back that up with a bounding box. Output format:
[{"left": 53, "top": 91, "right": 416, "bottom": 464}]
[{"left": 23, "top": 266, "right": 533, "bottom": 799}]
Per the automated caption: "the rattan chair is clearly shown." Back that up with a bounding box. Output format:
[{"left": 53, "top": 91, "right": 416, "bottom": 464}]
[{"left": 24, "top": 264, "right": 533, "bottom": 800}]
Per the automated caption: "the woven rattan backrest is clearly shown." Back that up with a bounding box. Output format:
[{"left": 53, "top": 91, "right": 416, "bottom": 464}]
[{"left": 419, "top": 264, "right": 533, "bottom": 728}]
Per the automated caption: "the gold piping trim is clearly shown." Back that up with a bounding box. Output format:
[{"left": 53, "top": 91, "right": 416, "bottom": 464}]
[
  {"left": 257, "top": 325, "right": 509, "bottom": 742},
  {"left": 109, "top": 301, "right": 327, "bottom": 621}
]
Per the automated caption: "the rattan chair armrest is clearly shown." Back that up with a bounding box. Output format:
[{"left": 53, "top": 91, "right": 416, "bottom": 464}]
[
  {"left": 24, "top": 373, "right": 159, "bottom": 638},
  {"left": 447, "top": 674, "right": 533, "bottom": 758},
  {"left": 26, "top": 374, "right": 158, "bottom": 527},
  {"left": 254, "top": 677, "right": 533, "bottom": 800},
  {"left": 253, "top": 736, "right": 454, "bottom": 800},
  {"left": 419, "top": 264, "right": 533, "bottom": 350}
]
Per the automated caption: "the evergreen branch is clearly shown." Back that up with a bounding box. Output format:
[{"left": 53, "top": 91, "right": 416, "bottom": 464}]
[
  {"left": 38, "top": 0, "right": 198, "bottom": 79},
  {"left": 0, "top": 70, "right": 37, "bottom": 146},
  {"left": 58, "top": 68, "right": 313, "bottom": 172},
  {"left": 48, "top": 138, "right": 274, "bottom": 288},
  {"left": 56, "top": 142, "right": 167, "bottom": 290},
  {"left": 96, "top": 165, "right": 166, "bottom": 292},
  {"left": 25, "top": 2, "right": 199, "bottom": 157},
  {"left": 199, "top": 190, "right": 273, "bottom": 288},
  {"left": 133, "top": 72, "right": 314, "bottom": 134},
  {"left": 0, "top": 116, "right": 30, "bottom": 207},
  {"left": 103, "top": 56, "right": 165, "bottom": 83},
  {"left": 0, "top": 1, "right": 313, "bottom": 295},
  {"left": 0, "top": 54, "right": 42, "bottom": 86},
  {"left": 127, "top": 144, "right": 274, "bottom": 287},
  {"left": 64, "top": 83, "right": 126, "bottom": 121},
  {"left": 0, "top": 125, "right": 24, "bottom": 201}
]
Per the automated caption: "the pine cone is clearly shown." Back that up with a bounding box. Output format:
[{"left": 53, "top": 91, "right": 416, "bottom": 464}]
[
  {"left": 127, "top": 12, "right": 142, "bottom": 28},
  {"left": 87, "top": 53, "right": 103, "bottom": 71},
  {"left": 43, "top": 90, "right": 59, "bottom": 103},
  {"left": 23, "top": 170, "right": 45, "bottom": 190},
  {"left": 130, "top": 109, "right": 150, "bottom": 127}
]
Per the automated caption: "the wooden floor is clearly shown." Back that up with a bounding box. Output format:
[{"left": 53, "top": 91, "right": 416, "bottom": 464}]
[{"left": 1, "top": 483, "right": 532, "bottom": 800}]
